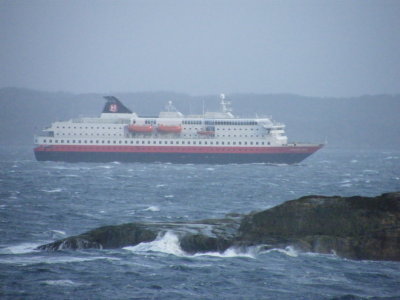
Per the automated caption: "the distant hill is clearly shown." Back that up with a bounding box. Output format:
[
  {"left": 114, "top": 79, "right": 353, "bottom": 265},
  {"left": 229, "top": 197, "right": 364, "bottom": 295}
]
[{"left": 1, "top": 87, "right": 399, "bottom": 149}]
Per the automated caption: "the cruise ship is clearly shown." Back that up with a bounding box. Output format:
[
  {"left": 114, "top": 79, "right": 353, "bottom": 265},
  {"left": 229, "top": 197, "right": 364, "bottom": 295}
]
[{"left": 34, "top": 94, "right": 323, "bottom": 164}]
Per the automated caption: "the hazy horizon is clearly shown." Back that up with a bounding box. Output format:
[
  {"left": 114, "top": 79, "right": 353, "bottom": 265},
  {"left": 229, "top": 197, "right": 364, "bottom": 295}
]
[{"left": 1, "top": 0, "right": 400, "bottom": 98}]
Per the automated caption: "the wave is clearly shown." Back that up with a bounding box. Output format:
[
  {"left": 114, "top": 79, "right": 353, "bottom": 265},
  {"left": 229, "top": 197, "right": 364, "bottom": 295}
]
[
  {"left": 124, "top": 232, "right": 260, "bottom": 259},
  {"left": 41, "top": 188, "right": 63, "bottom": 193},
  {"left": 193, "top": 247, "right": 257, "bottom": 259},
  {"left": 144, "top": 206, "right": 160, "bottom": 212},
  {"left": 262, "top": 246, "right": 299, "bottom": 257},
  {"left": 0, "top": 242, "right": 41, "bottom": 254},
  {"left": 0, "top": 254, "right": 120, "bottom": 266},
  {"left": 124, "top": 231, "right": 185, "bottom": 256},
  {"left": 40, "top": 279, "right": 81, "bottom": 287}
]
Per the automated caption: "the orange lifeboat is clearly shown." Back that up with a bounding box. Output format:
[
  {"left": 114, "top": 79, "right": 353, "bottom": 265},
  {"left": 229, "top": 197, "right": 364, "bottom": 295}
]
[
  {"left": 128, "top": 124, "right": 153, "bottom": 133},
  {"left": 157, "top": 125, "right": 182, "bottom": 133}
]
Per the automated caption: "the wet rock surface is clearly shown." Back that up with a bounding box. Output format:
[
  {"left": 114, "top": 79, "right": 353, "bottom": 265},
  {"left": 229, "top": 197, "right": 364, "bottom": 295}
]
[{"left": 38, "top": 192, "right": 400, "bottom": 261}]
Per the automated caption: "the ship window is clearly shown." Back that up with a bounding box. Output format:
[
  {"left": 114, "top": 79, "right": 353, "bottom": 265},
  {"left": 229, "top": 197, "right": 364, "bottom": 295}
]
[
  {"left": 96, "top": 140, "right": 99, "bottom": 144},
  {"left": 142, "top": 141, "right": 145, "bottom": 144},
  {"left": 125, "top": 141, "right": 128, "bottom": 144},
  {"left": 187, "top": 141, "right": 190, "bottom": 145},
  {"left": 130, "top": 141, "right": 134, "bottom": 144},
  {"left": 268, "top": 142, "right": 270, "bottom": 145},
  {"left": 49, "top": 140, "right": 52, "bottom": 143},
  {"left": 256, "top": 142, "right": 259, "bottom": 145},
  {"left": 44, "top": 139, "right": 47, "bottom": 143},
  {"left": 204, "top": 141, "right": 207, "bottom": 145},
  {"left": 119, "top": 141, "right": 122, "bottom": 144},
  {"left": 215, "top": 141, "right": 219, "bottom": 145},
  {"left": 182, "top": 141, "right": 185, "bottom": 144},
  {"left": 244, "top": 142, "right": 247, "bottom": 145},
  {"left": 176, "top": 141, "right": 179, "bottom": 144},
  {"left": 113, "top": 141, "right": 116, "bottom": 144},
  {"left": 262, "top": 142, "right": 265, "bottom": 145},
  {"left": 170, "top": 141, "right": 173, "bottom": 144},
  {"left": 102, "top": 141, "right": 105, "bottom": 144},
  {"left": 227, "top": 142, "right": 230, "bottom": 145},
  {"left": 136, "top": 141, "right": 139, "bottom": 144},
  {"left": 153, "top": 141, "right": 156, "bottom": 144},
  {"left": 193, "top": 141, "right": 196, "bottom": 145},
  {"left": 238, "top": 142, "right": 241, "bottom": 145},
  {"left": 233, "top": 142, "right": 236, "bottom": 145},
  {"left": 159, "top": 141, "right": 162, "bottom": 144},
  {"left": 148, "top": 141, "right": 151, "bottom": 144},
  {"left": 107, "top": 140, "right": 111, "bottom": 144},
  {"left": 165, "top": 141, "right": 168, "bottom": 144}
]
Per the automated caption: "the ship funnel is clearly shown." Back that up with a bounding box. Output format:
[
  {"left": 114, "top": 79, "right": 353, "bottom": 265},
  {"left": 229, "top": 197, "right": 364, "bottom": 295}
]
[{"left": 103, "top": 96, "right": 132, "bottom": 114}]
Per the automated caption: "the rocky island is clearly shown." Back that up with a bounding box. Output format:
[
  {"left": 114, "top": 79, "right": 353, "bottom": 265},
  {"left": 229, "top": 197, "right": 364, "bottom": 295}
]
[{"left": 38, "top": 192, "right": 400, "bottom": 261}]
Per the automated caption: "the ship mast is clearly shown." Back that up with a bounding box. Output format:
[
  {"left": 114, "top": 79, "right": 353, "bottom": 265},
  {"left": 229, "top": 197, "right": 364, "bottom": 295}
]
[{"left": 220, "top": 93, "right": 232, "bottom": 114}]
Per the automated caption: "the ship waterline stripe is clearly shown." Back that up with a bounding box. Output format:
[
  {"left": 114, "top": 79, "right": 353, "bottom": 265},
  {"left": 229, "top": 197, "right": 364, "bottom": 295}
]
[{"left": 34, "top": 144, "right": 322, "bottom": 154}]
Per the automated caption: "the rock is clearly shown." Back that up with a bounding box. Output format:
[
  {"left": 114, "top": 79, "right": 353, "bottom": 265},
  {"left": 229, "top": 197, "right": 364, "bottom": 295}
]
[
  {"left": 37, "top": 192, "right": 400, "bottom": 261},
  {"left": 37, "top": 223, "right": 158, "bottom": 250},
  {"left": 236, "top": 192, "right": 400, "bottom": 260},
  {"left": 37, "top": 219, "right": 241, "bottom": 253}
]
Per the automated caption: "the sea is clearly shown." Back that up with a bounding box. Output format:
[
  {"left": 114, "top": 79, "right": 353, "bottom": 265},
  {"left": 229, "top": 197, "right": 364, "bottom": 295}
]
[{"left": 0, "top": 146, "right": 399, "bottom": 300}]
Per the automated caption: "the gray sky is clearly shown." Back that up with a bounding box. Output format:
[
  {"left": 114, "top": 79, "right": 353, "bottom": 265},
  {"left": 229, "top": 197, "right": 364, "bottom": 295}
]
[{"left": 1, "top": 0, "right": 400, "bottom": 97}]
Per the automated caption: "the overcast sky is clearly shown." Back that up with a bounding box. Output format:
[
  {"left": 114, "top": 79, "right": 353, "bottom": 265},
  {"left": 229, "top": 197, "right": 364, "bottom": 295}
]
[{"left": 1, "top": 0, "right": 400, "bottom": 97}]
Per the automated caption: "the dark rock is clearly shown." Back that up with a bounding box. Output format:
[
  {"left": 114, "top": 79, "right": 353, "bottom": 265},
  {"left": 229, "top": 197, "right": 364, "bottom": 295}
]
[
  {"left": 37, "top": 223, "right": 158, "bottom": 250},
  {"left": 38, "top": 192, "right": 400, "bottom": 261},
  {"left": 236, "top": 192, "right": 400, "bottom": 260}
]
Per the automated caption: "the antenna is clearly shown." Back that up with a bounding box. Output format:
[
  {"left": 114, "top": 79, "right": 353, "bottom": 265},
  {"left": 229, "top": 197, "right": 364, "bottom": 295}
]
[
  {"left": 165, "top": 101, "right": 176, "bottom": 112},
  {"left": 220, "top": 93, "right": 232, "bottom": 113}
]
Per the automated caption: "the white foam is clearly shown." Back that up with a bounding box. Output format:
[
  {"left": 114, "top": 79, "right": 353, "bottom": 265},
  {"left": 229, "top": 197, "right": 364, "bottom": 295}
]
[
  {"left": 51, "top": 230, "right": 66, "bottom": 236},
  {"left": 0, "top": 255, "right": 120, "bottom": 266},
  {"left": 384, "top": 156, "right": 398, "bottom": 160},
  {"left": 340, "top": 183, "right": 352, "bottom": 188},
  {"left": 41, "top": 188, "right": 63, "bottom": 193},
  {"left": 124, "top": 232, "right": 257, "bottom": 259},
  {"left": 164, "top": 195, "right": 174, "bottom": 198},
  {"left": 264, "top": 246, "right": 299, "bottom": 257},
  {"left": 41, "top": 279, "right": 80, "bottom": 287},
  {"left": 194, "top": 247, "right": 256, "bottom": 259},
  {"left": 124, "top": 231, "right": 185, "bottom": 256},
  {"left": 97, "top": 165, "right": 112, "bottom": 169},
  {"left": 144, "top": 206, "right": 160, "bottom": 212},
  {"left": 0, "top": 242, "right": 41, "bottom": 254}
]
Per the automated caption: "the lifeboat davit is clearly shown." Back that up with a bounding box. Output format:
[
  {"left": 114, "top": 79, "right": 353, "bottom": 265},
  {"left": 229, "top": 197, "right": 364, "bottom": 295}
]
[
  {"left": 128, "top": 124, "right": 153, "bottom": 133},
  {"left": 197, "top": 130, "right": 215, "bottom": 135},
  {"left": 157, "top": 125, "right": 182, "bottom": 133}
]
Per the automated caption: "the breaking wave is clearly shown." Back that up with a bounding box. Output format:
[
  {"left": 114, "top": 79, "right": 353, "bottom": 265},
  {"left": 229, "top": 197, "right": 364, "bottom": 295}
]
[{"left": 123, "top": 231, "right": 296, "bottom": 259}]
